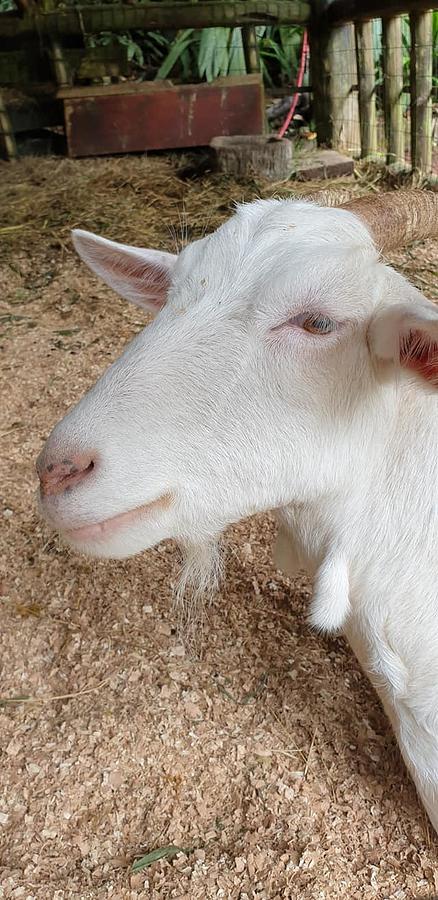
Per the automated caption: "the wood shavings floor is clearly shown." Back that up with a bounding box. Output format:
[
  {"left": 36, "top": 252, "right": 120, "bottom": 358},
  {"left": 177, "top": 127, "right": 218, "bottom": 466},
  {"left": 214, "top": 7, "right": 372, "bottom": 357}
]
[{"left": 1, "top": 156, "right": 438, "bottom": 899}]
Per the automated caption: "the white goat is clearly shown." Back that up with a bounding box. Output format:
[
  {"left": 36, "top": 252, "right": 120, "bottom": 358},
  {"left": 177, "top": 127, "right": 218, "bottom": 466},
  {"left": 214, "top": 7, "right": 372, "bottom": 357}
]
[{"left": 37, "top": 190, "right": 438, "bottom": 831}]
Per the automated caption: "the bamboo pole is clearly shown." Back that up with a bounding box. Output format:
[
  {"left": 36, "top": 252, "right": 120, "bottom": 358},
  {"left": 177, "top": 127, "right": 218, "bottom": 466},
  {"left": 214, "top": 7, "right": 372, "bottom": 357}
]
[
  {"left": 0, "top": 91, "right": 17, "bottom": 161},
  {"left": 0, "top": 0, "right": 310, "bottom": 38},
  {"left": 410, "top": 10, "right": 433, "bottom": 175},
  {"left": 242, "top": 26, "right": 261, "bottom": 75},
  {"left": 382, "top": 16, "right": 405, "bottom": 168},
  {"left": 50, "top": 39, "right": 70, "bottom": 88},
  {"left": 355, "top": 20, "right": 378, "bottom": 158}
]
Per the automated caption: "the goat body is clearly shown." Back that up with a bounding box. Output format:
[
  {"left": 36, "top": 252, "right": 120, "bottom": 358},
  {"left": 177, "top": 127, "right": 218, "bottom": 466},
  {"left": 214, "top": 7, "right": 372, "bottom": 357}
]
[{"left": 37, "top": 191, "right": 438, "bottom": 832}]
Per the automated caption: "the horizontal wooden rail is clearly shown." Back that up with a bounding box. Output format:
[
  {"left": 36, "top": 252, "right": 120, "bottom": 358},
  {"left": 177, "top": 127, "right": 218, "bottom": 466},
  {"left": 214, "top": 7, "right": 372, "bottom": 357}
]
[
  {"left": 0, "top": 0, "right": 310, "bottom": 38},
  {"left": 328, "top": 0, "right": 435, "bottom": 27}
]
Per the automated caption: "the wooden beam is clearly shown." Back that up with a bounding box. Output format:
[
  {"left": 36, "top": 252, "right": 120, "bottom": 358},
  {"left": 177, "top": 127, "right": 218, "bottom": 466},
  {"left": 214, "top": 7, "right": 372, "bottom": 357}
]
[
  {"left": 355, "top": 20, "right": 378, "bottom": 158},
  {"left": 328, "top": 0, "right": 434, "bottom": 27},
  {"left": 410, "top": 10, "right": 433, "bottom": 174},
  {"left": 0, "top": 0, "right": 310, "bottom": 38},
  {"left": 382, "top": 16, "right": 405, "bottom": 167}
]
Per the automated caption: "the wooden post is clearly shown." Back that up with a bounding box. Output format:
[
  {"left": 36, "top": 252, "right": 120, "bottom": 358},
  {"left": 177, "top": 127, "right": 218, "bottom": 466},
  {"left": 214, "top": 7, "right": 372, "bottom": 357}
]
[
  {"left": 309, "top": 1, "right": 360, "bottom": 154},
  {"left": 308, "top": 1, "right": 332, "bottom": 145},
  {"left": 242, "top": 26, "right": 261, "bottom": 75},
  {"left": 382, "top": 16, "right": 405, "bottom": 168},
  {"left": 410, "top": 10, "right": 433, "bottom": 174},
  {"left": 327, "top": 23, "right": 361, "bottom": 155},
  {"left": 355, "top": 20, "right": 378, "bottom": 158}
]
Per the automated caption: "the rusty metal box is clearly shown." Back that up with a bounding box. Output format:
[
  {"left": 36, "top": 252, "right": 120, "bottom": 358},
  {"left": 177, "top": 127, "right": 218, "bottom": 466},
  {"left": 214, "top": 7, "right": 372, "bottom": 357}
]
[{"left": 59, "top": 75, "right": 264, "bottom": 157}]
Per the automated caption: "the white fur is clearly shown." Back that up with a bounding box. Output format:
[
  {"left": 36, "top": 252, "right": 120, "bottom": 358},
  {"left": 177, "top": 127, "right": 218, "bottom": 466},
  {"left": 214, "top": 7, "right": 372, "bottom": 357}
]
[{"left": 39, "top": 198, "right": 438, "bottom": 832}]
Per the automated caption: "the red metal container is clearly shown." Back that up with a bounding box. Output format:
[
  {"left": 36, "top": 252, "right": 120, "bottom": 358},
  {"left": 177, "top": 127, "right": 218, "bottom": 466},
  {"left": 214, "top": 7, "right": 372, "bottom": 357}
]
[{"left": 59, "top": 75, "right": 265, "bottom": 158}]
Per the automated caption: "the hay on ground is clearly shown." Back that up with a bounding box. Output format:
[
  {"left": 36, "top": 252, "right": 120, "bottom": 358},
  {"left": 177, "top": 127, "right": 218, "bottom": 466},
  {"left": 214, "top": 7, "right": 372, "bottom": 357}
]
[{"left": 1, "top": 155, "right": 437, "bottom": 900}]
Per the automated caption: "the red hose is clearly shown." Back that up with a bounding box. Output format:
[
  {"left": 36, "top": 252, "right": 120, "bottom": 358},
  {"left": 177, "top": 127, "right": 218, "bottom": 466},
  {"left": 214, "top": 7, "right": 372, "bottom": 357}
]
[{"left": 277, "top": 29, "right": 309, "bottom": 140}]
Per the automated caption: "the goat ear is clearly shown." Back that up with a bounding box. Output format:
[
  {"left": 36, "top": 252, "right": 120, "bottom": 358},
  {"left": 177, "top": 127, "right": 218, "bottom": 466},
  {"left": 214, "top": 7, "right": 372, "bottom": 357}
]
[
  {"left": 72, "top": 230, "right": 177, "bottom": 313},
  {"left": 369, "top": 292, "right": 438, "bottom": 389}
]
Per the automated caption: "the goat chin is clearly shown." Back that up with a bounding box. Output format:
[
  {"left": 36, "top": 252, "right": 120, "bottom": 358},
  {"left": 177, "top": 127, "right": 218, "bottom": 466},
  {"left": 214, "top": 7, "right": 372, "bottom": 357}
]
[{"left": 174, "top": 539, "right": 223, "bottom": 650}]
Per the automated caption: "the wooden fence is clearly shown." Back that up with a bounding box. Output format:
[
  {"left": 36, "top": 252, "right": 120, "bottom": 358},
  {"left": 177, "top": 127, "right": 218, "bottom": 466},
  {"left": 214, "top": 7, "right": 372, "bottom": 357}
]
[
  {"left": 0, "top": 0, "right": 436, "bottom": 170},
  {"left": 310, "top": 0, "right": 436, "bottom": 175}
]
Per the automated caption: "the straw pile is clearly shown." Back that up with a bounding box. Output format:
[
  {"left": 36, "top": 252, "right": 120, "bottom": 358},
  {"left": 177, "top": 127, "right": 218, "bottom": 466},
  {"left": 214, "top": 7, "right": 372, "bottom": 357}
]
[{"left": 1, "top": 155, "right": 437, "bottom": 899}]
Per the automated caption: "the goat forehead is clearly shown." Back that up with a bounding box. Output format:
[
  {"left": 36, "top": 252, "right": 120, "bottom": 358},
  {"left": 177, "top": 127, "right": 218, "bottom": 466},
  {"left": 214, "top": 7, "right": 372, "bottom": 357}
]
[
  {"left": 174, "top": 199, "right": 376, "bottom": 283},
  {"left": 219, "top": 198, "right": 376, "bottom": 248},
  {"left": 169, "top": 218, "right": 379, "bottom": 318}
]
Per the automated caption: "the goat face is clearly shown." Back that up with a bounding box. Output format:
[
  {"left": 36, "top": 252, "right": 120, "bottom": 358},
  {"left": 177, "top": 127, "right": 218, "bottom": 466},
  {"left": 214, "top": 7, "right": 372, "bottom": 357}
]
[{"left": 37, "top": 196, "right": 438, "bottom": 561}]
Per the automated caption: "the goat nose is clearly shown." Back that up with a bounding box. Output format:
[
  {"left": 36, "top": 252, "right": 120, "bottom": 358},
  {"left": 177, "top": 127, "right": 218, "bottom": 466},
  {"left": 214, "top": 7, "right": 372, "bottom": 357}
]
[{"left": 37, "top": 452, "right": 95, "bottom": 497}]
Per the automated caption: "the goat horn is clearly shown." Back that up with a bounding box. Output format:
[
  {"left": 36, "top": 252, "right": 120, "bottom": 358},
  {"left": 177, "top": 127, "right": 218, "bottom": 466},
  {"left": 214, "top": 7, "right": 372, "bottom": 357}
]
[{"left": 340, "top": 190, "right": 438, "bottom": 253}]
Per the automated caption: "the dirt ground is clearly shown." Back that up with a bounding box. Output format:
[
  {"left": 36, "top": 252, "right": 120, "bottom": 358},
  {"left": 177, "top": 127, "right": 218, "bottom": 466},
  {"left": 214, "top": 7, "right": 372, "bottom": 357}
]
[{"left": 1, "top": 156, "right": 438, "bottom": 900}]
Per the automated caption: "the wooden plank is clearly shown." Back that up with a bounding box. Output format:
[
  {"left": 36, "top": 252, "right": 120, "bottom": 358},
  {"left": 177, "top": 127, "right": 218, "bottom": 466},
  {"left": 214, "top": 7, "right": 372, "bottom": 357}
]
[
  {"left": 293, "top": 148, "right": 355, "bottom": 179},
  {"left": 355, "top": 20, "right": 378, "bottom": 158},
  {"left": 63, "top": 76, "right": 265, "bottom": 158},
  {"left": 410, "top": 10, "right": 433, "bottom": 174},
  {"left": 57, "top": 73, "right": 262, "bottom": 100},
  {"left": 0, "top": 1, "right": 310, "bottom": 39},
  {"left": 328, "top": 0, "right": 434, "bottom": 27},
  {"left": 382, "top": 16, "right": 405, "bottom": 167}
]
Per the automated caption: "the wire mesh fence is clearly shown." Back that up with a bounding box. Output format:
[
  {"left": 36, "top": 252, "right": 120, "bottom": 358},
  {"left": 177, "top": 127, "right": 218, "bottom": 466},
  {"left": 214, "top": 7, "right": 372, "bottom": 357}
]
[
  {"left": 317, "top": 13, "right": 437, "bottom": 175},
  {"left": 1, "top": 0, "right": 436, "bottom": 173}
]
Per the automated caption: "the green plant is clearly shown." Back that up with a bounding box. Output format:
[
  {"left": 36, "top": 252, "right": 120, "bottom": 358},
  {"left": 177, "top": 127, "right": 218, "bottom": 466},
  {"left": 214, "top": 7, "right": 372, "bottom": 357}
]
[
  {"left": 153, "top": 24, "right": 303, "bottom": 84},
  {"left": 87, "top": 29, "right": 170, "bottom": 68},
  {"left": 257, "top": 25, "right": 303, "bottom": 87},
  {"left": 155, "top": 26, "right": 246, "bottom": 83},
  {"left": 155, "top": 29, "right": 194, "bottom": 80}
]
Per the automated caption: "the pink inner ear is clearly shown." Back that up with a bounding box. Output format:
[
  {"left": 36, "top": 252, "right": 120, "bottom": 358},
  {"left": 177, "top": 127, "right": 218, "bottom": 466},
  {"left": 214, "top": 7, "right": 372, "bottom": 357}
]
[
  {"left": 101, "top": 248, "right": 169, "bottom": 305},
  {"left": 401, "top": 329, "right": 438, "bottom": 386}
]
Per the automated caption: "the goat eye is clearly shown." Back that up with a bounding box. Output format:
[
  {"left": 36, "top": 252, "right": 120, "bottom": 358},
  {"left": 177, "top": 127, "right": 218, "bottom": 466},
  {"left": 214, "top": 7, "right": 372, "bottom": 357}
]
[{"left": 301, "top": 314, "right": 337, "bottom": 335}]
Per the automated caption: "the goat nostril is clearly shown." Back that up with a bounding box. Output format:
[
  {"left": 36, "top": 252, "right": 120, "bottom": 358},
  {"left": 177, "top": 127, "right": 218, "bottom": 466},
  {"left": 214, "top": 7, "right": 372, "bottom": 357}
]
[{"left": 39, "top": 454, "right": 96, "bottom": 497}]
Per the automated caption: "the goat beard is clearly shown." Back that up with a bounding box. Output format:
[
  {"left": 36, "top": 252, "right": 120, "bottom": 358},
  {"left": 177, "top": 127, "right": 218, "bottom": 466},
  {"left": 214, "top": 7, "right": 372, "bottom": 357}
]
[{"left": 174, "top": 538, "right": 223, "bottom": 653}]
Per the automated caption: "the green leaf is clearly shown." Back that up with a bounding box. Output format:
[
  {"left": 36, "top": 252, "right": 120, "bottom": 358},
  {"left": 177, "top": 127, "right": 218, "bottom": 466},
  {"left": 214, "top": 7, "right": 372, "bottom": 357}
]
[
  {"left": 156, "top": 29, "right": 195, "bottom": 79},
  {"left": 198, "top": 28, "right": 230, "bottom": 81},
  {"left": 228, "top": 28, "right": 245, "bottom": 77},
  {"left": 132, "top": 845, "right": 191, "bottom": 873},
  {"left": 260, "top": 57, "right": 273, "bottom": 87}
]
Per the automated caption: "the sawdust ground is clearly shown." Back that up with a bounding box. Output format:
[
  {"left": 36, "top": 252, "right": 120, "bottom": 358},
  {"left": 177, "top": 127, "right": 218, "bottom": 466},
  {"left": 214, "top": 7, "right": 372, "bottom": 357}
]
[{"left": 1, "top": 156, "right": 438, "bottom": 900}]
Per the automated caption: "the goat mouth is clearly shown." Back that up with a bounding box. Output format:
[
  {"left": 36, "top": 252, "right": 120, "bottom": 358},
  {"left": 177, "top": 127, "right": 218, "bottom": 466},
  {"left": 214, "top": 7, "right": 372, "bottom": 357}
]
[{"left": 62, "top": 493, "right": 173, "bottom": 543}]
